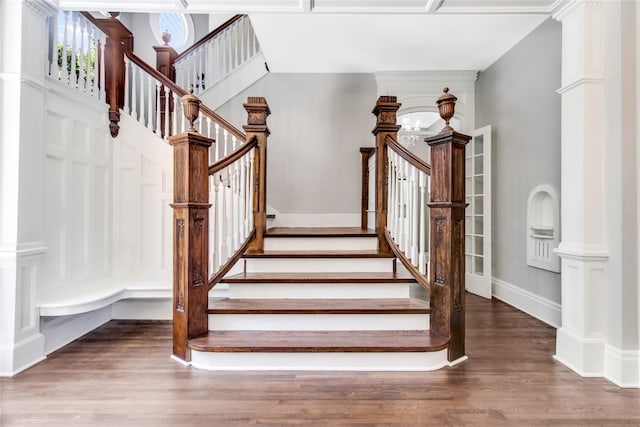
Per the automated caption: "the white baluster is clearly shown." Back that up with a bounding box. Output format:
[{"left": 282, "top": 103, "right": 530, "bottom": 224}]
[
  {"left": 164, "top": 88, "right": 171, "bottom": 138},
  {"left": 223, "top": 129, "right": 229, "bottom": 156},
  {"left": 214, "top": 173, "right": 222, "bottom": 270},
  {"left": 419, "top": 172, "right": 427, "bottom": 275},
  {"left": 206, "top": 116, "right": 212, "bottom": 141},
  {"left": 140, "top": 72, "right": 147, "bottom": 126},
  {"left": 387, "top": 151, "right": 394, "bottom": 237},
  {"left": 214, "top": 123, "right": 221, "bottom": 161},
  {"left": 123, "top": 57, "right": 130, "bottom": 113},
  {"left": 248, "top": 149, "right": 255, "bottom": 231},
  {"left": 78, "top": 19, "right": 91, "bottom": 92},
  {"left": 89, "top": 27, "right": 97, "bottom": 96},
  {"left": 70, "top": 12, "right": 79, "bottom": 87},
  {"left": 50, "top": 13, "right": 59, "bottom": 77},
  {"left": 411, "top": 166, "right": 419, "bottom": 264},
  {"left": 99, "top": 36, "right": 106, "bottom": 101},
  {"left": 172, "top": 92, "right": 179, "bottom": 136},
  {"left": 147, "top": 76, "right": 153, "bottom": 130},
  {"left": 61, "top": 11, "right": 69, "bottom": 82},
  {"left": 155, "top": 81, "right": 162, "bottom": 135},
  {"left": 131, "top": 65, "right": 138, "bottom": 120},
  {"left": 392, "top": 153, "right": 400, "bottom": 241}
]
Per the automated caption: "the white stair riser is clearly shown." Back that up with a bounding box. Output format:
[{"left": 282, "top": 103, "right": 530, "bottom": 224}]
[
  {"left": 228, "top": 283, "right": 411, "bottom": 299},
  {"left": 245, "top": 258, "right": 394, "bottom": 273},
  {"left": 189, "top": 350, "right": 449, "bottom": 371},
  {"left": 263, "top": 237, "right": 377, "bottom": 251},
  {"left": 208, "top": 313, "right": 429, "bottom": 331}
]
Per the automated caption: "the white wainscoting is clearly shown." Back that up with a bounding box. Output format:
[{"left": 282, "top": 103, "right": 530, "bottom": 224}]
[{"left": 491, "top": 277, "right": 562, "bottom": 328}]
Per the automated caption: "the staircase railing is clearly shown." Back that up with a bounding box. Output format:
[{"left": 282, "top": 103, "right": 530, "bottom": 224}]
[
  {"left": 46, "top": 12, "right": 270, "bottom": 362},
  {"left": 371, "top": 92, "right": 469, "bottom": 363},
  {"left": 46, "top": 10, "right": 106, "bottom": 101},
  {"left": 173, "top": 15, "right": 261, "bottom": 96}
]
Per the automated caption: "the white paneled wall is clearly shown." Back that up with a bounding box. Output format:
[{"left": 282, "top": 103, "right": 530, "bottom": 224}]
[
  {"left": 113, "top": 114, "right": 173, "bottom": 280},
  {"left": 41, "top": 89, "right": 113, "bottom": 295}
]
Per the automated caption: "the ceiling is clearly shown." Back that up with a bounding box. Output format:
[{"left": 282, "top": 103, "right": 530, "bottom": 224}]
[{"left": 63, "top": 0, "right": 564, "bottom": 73}]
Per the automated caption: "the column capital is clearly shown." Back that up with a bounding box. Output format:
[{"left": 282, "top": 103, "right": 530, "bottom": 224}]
[{"left": 24, "top": 0, "right": 59, "bottom": 17}]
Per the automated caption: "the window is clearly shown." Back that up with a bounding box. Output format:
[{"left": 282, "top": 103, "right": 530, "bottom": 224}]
[{"left": 150, "top": 13, "right": 194, "bottom": 50}]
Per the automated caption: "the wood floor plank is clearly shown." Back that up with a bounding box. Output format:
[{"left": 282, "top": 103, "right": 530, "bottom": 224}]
[
  {"left": 221, "top": 271, "right": 416, "bottom": 284},
  {"left": 207, "top": 297, "right": 430, "bottom": 314},
  {"left": 3, "top": 295, "right": 640, "bottom": 426},
  {"left": 266, "top": 227, "right": 376, "bottom": 237},
  {"left": 188, "top": 330, "right": 447, "bottom": 352}
]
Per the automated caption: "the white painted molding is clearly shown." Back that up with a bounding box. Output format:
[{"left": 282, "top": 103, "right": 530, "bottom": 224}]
[
  {"left": 0, "top": 333, "right": 46, "bottom": 377},
  {"left": 492, "top": 277, "right": 562, "bottom": 328},
  {"left": 24, "top": 0, "right": 59, "bottom": 17},
  {"left": 40, "top": 306, "right": 112, "bottom": 355},
  {"left": 554, "top": 242, "right": 609, "bottom": 260},
  {"left": 46, "top": 77, "right": 110, "bottom": 114},
  {"left": 556, "top": 77, "right": 605, "bottom": 95},
  {"left": 375, "top": 70, "right": 479, "bottom": 86},
  {"left": 0, "top": 243, "right": 47, "bottom": 259},
  {"left": 552, "top": 0, "right": 603, "bottom": 22},
  {"left": 604, "top": 345, "right": 640, "bottom": 388}
]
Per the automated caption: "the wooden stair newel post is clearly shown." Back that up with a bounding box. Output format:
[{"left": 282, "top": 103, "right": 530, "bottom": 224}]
[
  {"left": 153, "top": 38, "right": 178, "bottom": 139},
  {"left": 243, "top": 97, "right": 271, "bottom": 253},
  {"left": 98, "top": 13, "right": 133, "bottom": 138},
  {"left": 372, "top": 96, "right": 401, "bottom": 254},
  {"left": 169, "top": 90, "right": 212, "bottom": 362},
  {"left": 425, "top": 88, "right": 471, "bottom": 362},
  {"left": 360, "top": 147, "right": 375, "bottom": 230}
]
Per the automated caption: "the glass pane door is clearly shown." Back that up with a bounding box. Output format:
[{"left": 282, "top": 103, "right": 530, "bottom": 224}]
[{"left": 465, "top": 126, "right": 492, "bottom": 299}]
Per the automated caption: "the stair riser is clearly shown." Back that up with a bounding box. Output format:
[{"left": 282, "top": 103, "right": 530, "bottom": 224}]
[
  {"left": 263, "top": 237, "right": 377, "bottom": 251},
  {"left": 190, "top": 350, "right": 449, "bottom": 371},
  {"left": 208, "top": 314, "right": 429, "bottom": 331},
  {"left": 245, "top": 258, "right": 395, "bottom": 273},
  {"left": 228, "top": 283, "right": 411, "bottom": 299}
]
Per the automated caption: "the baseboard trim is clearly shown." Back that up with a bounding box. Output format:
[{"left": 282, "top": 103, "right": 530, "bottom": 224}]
[
  {"left": 492, "top": 277, "right": 561, "bottom": 328},
  {"left": 604, "top": 344, "right": 640, "bottom": 388}
]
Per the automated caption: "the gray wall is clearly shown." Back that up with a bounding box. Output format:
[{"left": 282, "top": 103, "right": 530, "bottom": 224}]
[
  {"left": 216, "top": 73, "right": 377, "bottom": 215},
  {"left": 476, "top": 18, "right": 562, "bottom": 303}
]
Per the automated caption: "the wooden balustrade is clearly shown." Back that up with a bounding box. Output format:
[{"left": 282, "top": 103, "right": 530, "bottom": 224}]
[
  {"left": 371, "top": 90, "right": 469, "bottom": 362},
  {"left": 171, "top": 94, "right": 269, "bottom": 363}
]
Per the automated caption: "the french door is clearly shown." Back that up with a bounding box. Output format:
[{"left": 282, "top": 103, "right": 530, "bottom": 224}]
[{"left": 465, "top": 126, "right": 492, "bottom": 299}]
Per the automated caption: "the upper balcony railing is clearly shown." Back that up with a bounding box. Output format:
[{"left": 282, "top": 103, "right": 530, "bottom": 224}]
[
  {"left": 173, "top": 15, "right": 261, "bottom": 96},
  {"left": 47, "top": 10, "right": 106, "bottom": 101}
]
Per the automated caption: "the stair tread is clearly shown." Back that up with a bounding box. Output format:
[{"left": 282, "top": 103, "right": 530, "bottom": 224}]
[
  {"left": 243, "top": 249, "right": 394, "bottom": 258},
  {"left": 188, "top": 330, "right": 448, "bottom": 353},
  {"left": 207, "top": 298, "right": 429, "bottom": 314},
  {"left": 266, "top": 227, "right": 376, "bottom": 238},
  {"left": 221, "top": 272, "right": 416, "bottom": 284}
]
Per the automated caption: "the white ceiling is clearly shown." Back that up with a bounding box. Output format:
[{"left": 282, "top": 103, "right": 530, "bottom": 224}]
[
  {"left": 249, "top": 13, "right": 550, "bottom": 72},
  {"left": 63, "top": 0, "right": 562, "bottom": 73}
]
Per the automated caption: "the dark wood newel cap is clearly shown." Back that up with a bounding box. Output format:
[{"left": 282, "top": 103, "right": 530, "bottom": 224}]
[
  {"left": 243, "top": 96, "right": 271, "bottom": 135},
  {"left": 372, "top": 95, "right": 401, "bottom": 135},
  {"left": 436, "top": 87, "right": 457, "bottom": 133},
  {"left": 181, "top": 88, "right": 201, "bottom": 133}
]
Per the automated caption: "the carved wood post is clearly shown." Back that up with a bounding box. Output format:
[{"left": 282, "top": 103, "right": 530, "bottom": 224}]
[
  {"left": 372, "top": 96, "right": 401, "bottom": 254},
  {"left": 244, "top": 97, "right": 271, "bottom": 253},
  {"left": 98, "top": 14, "right": 132, "bottom": 138},
  {"left": 425, "top": 88, "right": 470, "bottom": 362},
  {"left": 169, "top": 93, "right": 212, "bottom": 362},
  {"left": 153, "top": 44, "right": 178, "bottom": 138},
  {"left": 360, "top": 147, "right": 375, "bottom": 229}
]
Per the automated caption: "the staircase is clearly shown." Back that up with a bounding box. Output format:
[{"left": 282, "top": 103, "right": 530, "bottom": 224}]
[
  {"left": 55, "top": 11, "right": 468, "bottom": 372},
  {"left": 189, "top": 227, "right": 449, "bottom": 370}
]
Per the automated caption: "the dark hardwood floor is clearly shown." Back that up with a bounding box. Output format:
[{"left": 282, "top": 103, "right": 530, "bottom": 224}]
[{"left": 2, "top": 295, "right": 639, "bottom": 426}]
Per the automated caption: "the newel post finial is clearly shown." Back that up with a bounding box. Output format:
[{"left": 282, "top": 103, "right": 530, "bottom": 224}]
[
  {"left": 436, "top": 87, "right": 457, "bottom": 133},
  {"left": 181, "top": 88, "right": 201, "bottom": 132}
]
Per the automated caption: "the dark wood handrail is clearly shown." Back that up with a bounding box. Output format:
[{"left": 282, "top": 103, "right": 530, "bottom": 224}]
[
  {"left": 126, "top": 51, "right": 247, "bottom": 141},
  {"left": 209, "top": 135, "right": 258, "bottom": 175},
  {"left": 385, "top": 135, "right": 431, "bottom": 176},
  {"left": 174, "top": 15, "right": 244, "bottom": 64},
  {"left": 208, "top": 229, "right": 255, "bottom": 291},
  {"left": 384, "top": 229, "right": 430, "bottom": 291}
]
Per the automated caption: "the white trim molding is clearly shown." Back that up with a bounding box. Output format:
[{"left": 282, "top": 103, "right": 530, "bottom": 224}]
[
  {"left": 492, "top": 278, "right": 562, "bottom": 328},
  {"left": 604, "top": 345, "right": 640, "bottom": 388}
]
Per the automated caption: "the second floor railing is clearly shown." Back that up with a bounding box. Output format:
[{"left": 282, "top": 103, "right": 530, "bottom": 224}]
[
  {"left": 173, "top": 15, "right": 261, "bottom": 95},
  {"left": 47, "top": 10, "right": 106, "bottom": 100}
]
